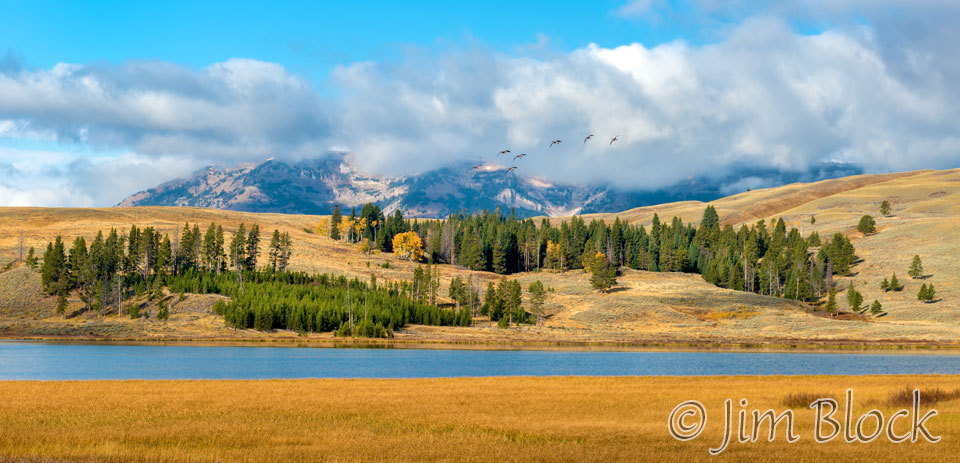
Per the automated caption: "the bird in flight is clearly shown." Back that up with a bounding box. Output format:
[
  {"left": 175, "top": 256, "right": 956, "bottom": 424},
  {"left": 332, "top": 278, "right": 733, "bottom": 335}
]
[
  {"left": 472, "top": 164, "right": 483, "bottom": 170},
  {"left": 498, "top": 150, "right": 511, "bottom": 156},
  {"left": 513, "top": 153, "right": 526, "bottom": 161},
  {"left": 507, "top": 166, "right": 517, "bottom": 172},
  {"left": 549, "top": 140, "right": 562, "bottom": 148},
  {"left": 609, "top": 135, "right": 619, "bottom": 146},
  {"left": 584, "top": 134, "right": 593, "bottom": 143}
]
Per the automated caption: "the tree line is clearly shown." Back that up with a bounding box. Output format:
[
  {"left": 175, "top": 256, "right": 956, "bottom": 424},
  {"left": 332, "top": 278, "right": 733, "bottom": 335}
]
[
  {"left": 167, "top": 269, "right": 471, "bottom": 337},
  {"left": 33, "top": 222, "right": 470, "bottom": 337},
  {"left": 37, "top": 222, "right": 292, "bottom": 316},
  {"left": 325, "top": 204, "right": 856, "bottom": 304}
]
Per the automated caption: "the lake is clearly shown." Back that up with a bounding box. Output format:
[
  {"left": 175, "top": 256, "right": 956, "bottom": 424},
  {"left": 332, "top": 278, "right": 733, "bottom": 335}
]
[{"left": 2, "top": 341, "right": 960, "bottom": 380}]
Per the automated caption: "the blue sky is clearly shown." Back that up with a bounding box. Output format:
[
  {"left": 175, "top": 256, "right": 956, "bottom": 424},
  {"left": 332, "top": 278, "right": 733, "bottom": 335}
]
[
  {"left": 1, "top": 0, "right": 959, "bottom": 206},
  {"left": 1, "top": 1, "right": 736, "bottom": 74}
]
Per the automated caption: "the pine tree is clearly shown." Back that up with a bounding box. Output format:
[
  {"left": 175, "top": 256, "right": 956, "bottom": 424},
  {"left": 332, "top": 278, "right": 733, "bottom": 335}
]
[
  {"left": 918, "top": 283, "right": 936, "bottom": 303},
  {"left": 178, "top": 223, "right": 195, "bottom": 271},
  {"left": 203, "top": 223, "right": 218, "bottom": 270},
  {"left": 279, "top": 232, "right": 292, "bottom": 272},
  {"left": 245, "top": 224, "right": 260, "bottom": 271},
  {"left": 269, "top": 229, "right": 282, "bottom": 272},
  {"left": 330, "top": 205, "right": 342, "bottom": 240},
  {"left": 879, "top": 200, "right": 891, "bottom": 217},
  {"left": 448, "top": 276, "right": 465, "bottom": 310},
  {"left": 908, "top": 255, "right": 924, "bottom": 279},
  {"left": 157, "top": 235, "right": 172, "bottom": 276},
  {"left": 889, "top": 273, "right": 903, "bottom": 291},
  {"left": 230, "top": 224, "right": 247, "bottom": 271},
  {"left": 492, "top": 240, "right": 507, "bottom": 274},
  {"left": 459, "top": 231, "right": 483, "bottom": 271},
  {"left": 25, "top": 247, "right": 37, "bottom": 270},
  {"left": 588, "top": 252, "right": 617, "bottom": 293},
  {"left": 825, "top": 287, "right": 837, "bottom": 313},
  {"left": 527, "top": 280, "right": 546, "bottom": 324},
  {"left": 55, "top": 292, "right": 68, "bottom": 318},
  {"left": 40, "top": 237, "right": 66, "bottom": 294},
  {"left": 880, "top": 277, "right": 890, "bottom": 292},
  {"left": 847, "top": 282, "right": 863, "bottom": 312},
  {"left": 215, "top": 225, "right": 226, "bottom": 274},
  {"left": 870, "top": 299, "right": 883, "bottom": 316},
  {"left": 481, "top": 282, "right": 499, "bottom": 318}
]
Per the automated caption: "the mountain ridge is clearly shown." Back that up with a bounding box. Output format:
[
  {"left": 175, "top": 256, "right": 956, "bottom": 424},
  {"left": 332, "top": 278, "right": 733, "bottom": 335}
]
[{"left": 117, "top": 153, "right": 862, "bottom": 218}]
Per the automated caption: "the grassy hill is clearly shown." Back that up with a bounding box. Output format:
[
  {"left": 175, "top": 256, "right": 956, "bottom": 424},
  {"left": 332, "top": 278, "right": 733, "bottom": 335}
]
[{"left": 1, "top": 167, "right": 958, "bottom": 347}]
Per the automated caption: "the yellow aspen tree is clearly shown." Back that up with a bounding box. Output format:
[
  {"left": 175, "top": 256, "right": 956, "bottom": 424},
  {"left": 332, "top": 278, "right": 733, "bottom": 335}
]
[
  {"left": 392, "top": 232, "right": 424, "bottom": 262},
  {"left": 315, "top": 218, "right": 330, "bottom": 237}
]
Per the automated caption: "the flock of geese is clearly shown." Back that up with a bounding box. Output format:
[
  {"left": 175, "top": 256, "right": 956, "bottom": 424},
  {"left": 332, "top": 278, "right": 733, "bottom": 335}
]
[{"left": 472, "top": 134, "right": 620, "bottom": 173}]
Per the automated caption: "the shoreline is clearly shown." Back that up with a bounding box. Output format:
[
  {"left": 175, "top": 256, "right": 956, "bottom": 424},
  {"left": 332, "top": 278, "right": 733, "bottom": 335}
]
[{"left": 4, "top": 333, "right": 960, "bottom": 353}]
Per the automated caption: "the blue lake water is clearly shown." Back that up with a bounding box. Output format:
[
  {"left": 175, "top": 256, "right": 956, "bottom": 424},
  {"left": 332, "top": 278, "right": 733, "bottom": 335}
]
[{"left": 2, "top": 341, "right": 960, "bottom": 380}]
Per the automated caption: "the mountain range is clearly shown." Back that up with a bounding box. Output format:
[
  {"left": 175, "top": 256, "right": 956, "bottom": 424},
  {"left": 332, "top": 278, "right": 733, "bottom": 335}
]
[{"left": 117, "top": 153, "right": 861, "bottom": 217}]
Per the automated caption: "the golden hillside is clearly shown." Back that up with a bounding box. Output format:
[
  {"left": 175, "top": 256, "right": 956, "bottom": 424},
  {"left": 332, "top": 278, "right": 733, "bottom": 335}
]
[{"left": 1, "top": 167, "right": 958, "bottom": 347}]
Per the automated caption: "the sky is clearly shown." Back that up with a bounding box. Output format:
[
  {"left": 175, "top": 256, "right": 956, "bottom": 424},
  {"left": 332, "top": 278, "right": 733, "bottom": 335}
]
[{"left": 1, "top": 0, "right": 959, "bottom": 206}]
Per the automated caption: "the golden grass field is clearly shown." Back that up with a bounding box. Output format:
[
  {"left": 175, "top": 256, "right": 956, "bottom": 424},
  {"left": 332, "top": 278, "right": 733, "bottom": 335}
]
[
  {"left": 0, "top": 167, "right": 959, "bottom": 347},
  {"left": 0, "top": 375, "right": 958, "bottom": 462}
]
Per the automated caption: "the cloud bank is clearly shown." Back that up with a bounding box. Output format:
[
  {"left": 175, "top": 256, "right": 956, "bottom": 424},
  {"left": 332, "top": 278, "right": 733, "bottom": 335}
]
[{"left": 2, "top": 2, "right": 960, "bottom": 205}]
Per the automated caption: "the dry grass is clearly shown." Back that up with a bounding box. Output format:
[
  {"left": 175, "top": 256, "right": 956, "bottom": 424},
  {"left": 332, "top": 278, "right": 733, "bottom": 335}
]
[
  {"left": 704, "top": 306, "right": 760, "bottom": 321},
  {"left": 2, "top": 167, "right": 960, "bottom": 347},
  {"left": 885, "top": 387, "right": 960, "bottom": 407},
  {"left": 0, "top": 376, "right": 958, "bottom": 462},
  {"left": 780, "top": 391, "right": 838, "bottom": 409}
]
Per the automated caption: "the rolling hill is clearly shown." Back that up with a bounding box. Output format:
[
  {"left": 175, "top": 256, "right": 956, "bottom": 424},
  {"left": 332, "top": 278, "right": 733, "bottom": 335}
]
[{"left": 2, "top": 167, "right": 959, "bottom": 347}]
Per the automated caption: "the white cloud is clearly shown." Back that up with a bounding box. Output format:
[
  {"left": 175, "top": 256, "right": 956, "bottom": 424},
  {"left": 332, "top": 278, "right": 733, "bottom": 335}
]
[
  {"left": 0, "top": 58, "right": 328, "bottom": 160},
  {"left": 329, "top": 15, "right": 960, "bottom": 188},
  {"left": 1, "top": 2, "right": 960, "bottom": 205},
  {"left": 0, "top": 147, "right": 199, "bottom": 207}
]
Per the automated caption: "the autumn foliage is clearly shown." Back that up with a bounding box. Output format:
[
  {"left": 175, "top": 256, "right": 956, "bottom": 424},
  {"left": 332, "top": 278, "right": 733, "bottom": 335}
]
[{"left": 392, "top": 231, "right": 424, "bottom": 262}]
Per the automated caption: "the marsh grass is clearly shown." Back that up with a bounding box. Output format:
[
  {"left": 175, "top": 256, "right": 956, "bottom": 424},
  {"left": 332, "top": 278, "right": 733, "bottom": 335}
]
[
  {"left": 885, "top": 387, "right": 960, "bottom": 407},
  {"left": 780, "top": 391, "right": 838, "bottom": 409},
  {"left": 0, "top": 376, "right": 958, "bottom": 462}
]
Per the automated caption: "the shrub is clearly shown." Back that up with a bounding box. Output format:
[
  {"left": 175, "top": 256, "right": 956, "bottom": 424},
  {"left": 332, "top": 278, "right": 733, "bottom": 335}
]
[
  {"left": 886, "top": 387, "right": 960, "bottom": 407},
  {"left": 879, "top": 200, "right": 891, "bottom": 217},
  {"left": 781, "top": 392, "right": 836, "bottom": 409},
  {"left": 157, "top": 301, "right": 169, "bottom": 321},
  {"left": 857, "top": 215, "right": 877, "bottom": 235}
]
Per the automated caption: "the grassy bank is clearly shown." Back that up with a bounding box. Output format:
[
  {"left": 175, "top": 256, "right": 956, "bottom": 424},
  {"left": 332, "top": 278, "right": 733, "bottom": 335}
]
[
  {"left": 2, "top": 376, "right": 959, "bottom": 462},
  {"left": 4, "top": 334, "right": 960, "bottom": 352}
]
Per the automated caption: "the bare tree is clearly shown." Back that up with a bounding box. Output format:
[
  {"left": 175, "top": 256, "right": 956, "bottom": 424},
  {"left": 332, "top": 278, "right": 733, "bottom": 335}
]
[{"left": 17, "top": 231, "right": 25, "bottom": 262}]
